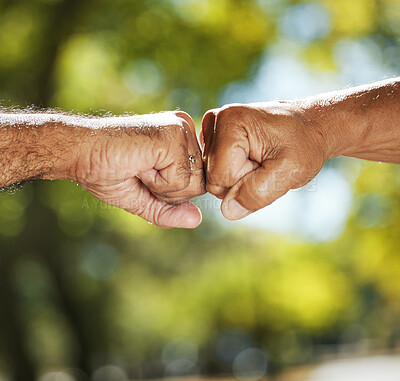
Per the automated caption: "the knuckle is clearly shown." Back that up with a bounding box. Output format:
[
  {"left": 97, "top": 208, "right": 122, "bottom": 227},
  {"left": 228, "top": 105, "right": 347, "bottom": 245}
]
[
  {"left": 205, "top": 168, "right": 220, "bottom": 186},
  {"left": 174, "top": 111, "right": 194, "bottom": 126},
  {"left": 215, "top": 107, "right": 234, "bottom": 128},
  {"left": 207, "top": 168, "right": 232, "bottom": 188},
  {"left": 201, "top": 110, "right": 217, "bottom": 134},
  {"left": 169, "top": 122, "right": 186, "bottom": 138},
  {"left": 206, "top": 183, "right": 227, "bottom": 199},
  {"left": 217, "top": 104, "right": 248, "bottom": 125},
  {"left": 164, "top": 172, "right": 205, "bottom": 201},
  {"left": 206, "top": 152, "right": 238, "bottom": 189},
  {"left": 170, "top": 114, "right": 197, "bottom": 142}
]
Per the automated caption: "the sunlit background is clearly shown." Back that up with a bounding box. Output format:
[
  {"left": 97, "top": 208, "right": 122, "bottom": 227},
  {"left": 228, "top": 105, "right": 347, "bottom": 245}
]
[{"left": 1, "top": 0, "right": 400, "bottom": 380}]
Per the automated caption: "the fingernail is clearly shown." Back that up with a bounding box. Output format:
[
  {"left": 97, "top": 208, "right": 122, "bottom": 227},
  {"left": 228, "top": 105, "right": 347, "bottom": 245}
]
[{"left": 224, "top": 199, "right": 250, "bottom": 220}]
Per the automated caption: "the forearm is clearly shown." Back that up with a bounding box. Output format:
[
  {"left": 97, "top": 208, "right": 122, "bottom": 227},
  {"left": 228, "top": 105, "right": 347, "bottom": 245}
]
[
  {"left": 298, "top": 77, "right": 400, "bottom": 163},
  {"left": 0, "top": 110, "right": 204, "bottom": 228},
  {"left": 0, "top": 112, "right": 181, "bottom": 189},
  {"left": 0, "top": 113, "right": 92, "bottom": 188}
]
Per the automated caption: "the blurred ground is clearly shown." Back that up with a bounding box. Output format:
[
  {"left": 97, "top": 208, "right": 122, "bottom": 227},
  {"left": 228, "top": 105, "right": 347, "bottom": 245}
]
[{"left": 156, "top": 353, "right": 400, "bottom": 381}]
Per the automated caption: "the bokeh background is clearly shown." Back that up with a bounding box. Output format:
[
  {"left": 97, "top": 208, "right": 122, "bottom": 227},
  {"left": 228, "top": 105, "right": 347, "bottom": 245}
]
[{"left": 1, "top": 0, "right": 400, "bottom": 380}]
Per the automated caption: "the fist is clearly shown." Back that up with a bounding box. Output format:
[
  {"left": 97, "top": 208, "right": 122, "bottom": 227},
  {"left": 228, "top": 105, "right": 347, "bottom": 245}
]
[
  {"left": 74, "top": 111, "right": 205, "bottom": 228},
  {"left": 200, "top": 102, "right": 329, "bottom": 220}
]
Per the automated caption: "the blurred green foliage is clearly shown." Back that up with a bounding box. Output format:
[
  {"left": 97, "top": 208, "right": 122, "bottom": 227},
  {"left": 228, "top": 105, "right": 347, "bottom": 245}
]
[{"left": 0, "top": 0, "right": 400, "bottom": 380}]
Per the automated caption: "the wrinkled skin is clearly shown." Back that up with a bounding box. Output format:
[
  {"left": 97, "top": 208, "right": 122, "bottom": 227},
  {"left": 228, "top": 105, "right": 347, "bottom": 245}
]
[
  {"left": 200, "top": 102, "right": 328, "bottom": 220},
  {"left": 1, "top": 79, "right": 397, "bottom": 227},
  {"left": 74, "top": 111, "right": 206, "bottom": 228},
  {"left": 201, "top": 78, "right": 400, "bottom": 221}
]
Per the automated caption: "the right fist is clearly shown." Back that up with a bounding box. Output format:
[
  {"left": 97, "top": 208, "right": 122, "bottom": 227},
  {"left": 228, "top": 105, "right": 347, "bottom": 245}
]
[
  {"left": 72, "top": 111, "right": 206, "bottom": 229},
  {"left": 200, "top": 102, "right": 330, "bottom": 220}
]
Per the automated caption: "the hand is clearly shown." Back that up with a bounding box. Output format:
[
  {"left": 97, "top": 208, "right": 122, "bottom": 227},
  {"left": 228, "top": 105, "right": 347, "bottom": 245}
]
[
  {"left": 73, "top": 111, "right": 205, "bottom": 228},
  {"left": 200, "top": 102, "right": 328, "bottom": 220}
]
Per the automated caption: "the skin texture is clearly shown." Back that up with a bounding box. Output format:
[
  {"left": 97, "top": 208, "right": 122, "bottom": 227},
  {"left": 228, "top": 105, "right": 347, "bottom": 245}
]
[
  {"left": 0, "top": 110, "right": 205, "bottom": 229},
  {"left": 201, "top": 77, "right": 400, "bottom": 220}
]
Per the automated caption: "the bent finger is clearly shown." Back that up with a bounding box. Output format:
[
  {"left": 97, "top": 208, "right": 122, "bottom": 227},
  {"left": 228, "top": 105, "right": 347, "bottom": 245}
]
[
  {"left": 159, "top": 115, "right": 205, "bottom": 201},
  {"left": 205, "top": 112, "right": 259, "bottom": 198},
  {"left": 221, "top": 159, "right": 298, "bottom": 220}
]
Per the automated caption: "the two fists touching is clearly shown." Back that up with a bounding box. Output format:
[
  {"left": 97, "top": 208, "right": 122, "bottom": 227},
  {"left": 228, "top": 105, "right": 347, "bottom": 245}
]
[
  {"left": 0, "top": 78, "right": 397, "bottom": 223},
  {"left": 74, "top": 77, "right": 400, "bottom": 228},
  {"left": 76, "top": 102, "right": 328, "bottom": 229}
]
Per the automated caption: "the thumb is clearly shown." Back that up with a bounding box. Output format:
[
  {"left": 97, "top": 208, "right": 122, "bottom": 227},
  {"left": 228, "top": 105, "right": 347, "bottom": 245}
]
[
  {"left": 127, "top": 183, "right": 203, "bottom": 228},
  {"left": 221, "top": 158, "right": 298, "bottom": 220},
  {"left": 142, "top": 200, "right": 202, "bottom": 229}
]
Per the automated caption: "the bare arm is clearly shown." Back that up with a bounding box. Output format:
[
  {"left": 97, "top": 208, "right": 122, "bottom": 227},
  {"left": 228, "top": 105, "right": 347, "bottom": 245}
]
[
  {"left": 0, "top": 111, "right": 205, "bottom": 228},
  {"left": 0, "top": 113, "right": 83, "bottom": 188},
  {"left": 299, "top": 77, "right": 400, "bottom": 162},
  {"left": 201, "top": 77, "right": 400, "bottom": 220}
]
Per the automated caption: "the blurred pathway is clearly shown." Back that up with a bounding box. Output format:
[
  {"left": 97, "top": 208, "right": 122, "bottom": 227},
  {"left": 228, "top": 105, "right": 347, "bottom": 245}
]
[
  {"left": 151, "top": 355, "right": 400, "bottom": 381},
  {"left": 305, "top": 355, "right": 400, "bottom": 381},
  {"left": 272, "top": 354, "right": 400, "bottom": 381}
]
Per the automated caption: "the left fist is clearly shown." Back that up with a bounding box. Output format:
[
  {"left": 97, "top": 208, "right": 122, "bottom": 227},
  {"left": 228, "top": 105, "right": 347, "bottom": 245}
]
[{"left": 200, "top": 102, "right": 329, "bottom": 220}]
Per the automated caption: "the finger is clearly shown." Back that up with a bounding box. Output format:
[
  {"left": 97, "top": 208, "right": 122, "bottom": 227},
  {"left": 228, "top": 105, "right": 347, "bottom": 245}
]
[
  {"left": 142, "top": 199, "right": 202, "bottom": 229},
  {"left": 175, "top": 111, "right": 196, "bottom": 135},
  {"left": 198, "top": 129, "right": 204, "bottom": 149},
  {"left": 139, "top": 157, "right": 190, "bottom": 195},
  {"left": 125, "top": 181, "right": 202, "bottom": 228},
  {"left": 140, "top": 114, "right": 205, "bottom": 203},
  {"left": 201, "top": 109, "right": 218, "bottom": 158},
  {"left": 157, "top": 114, "right": 205, "bottom": 201},
  {"left": 220, "top": 158, "right": 299, "bottom": 220},
  {"left": 206, "top": 158, "right": 259, "bottom": 200},
  {"left": 205, "top": 112, "right": 259, "bottom": 198},
  {"left": 139, "top": 115, "right": 192, "bottom": 195}
]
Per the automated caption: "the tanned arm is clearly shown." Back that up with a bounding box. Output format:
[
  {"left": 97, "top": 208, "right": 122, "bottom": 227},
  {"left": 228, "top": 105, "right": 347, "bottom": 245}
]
[
  {"left": 299, "top": 77, "right": 400, "bottom": 162},
  {"left": 0, "top": 114, "right": 83, "bottom": 188},
  {"left": 0, "top": 111, "right": 205, "bottom": 228},
  {"left": 201, "top": 77, "right": 400, "bottom": 220}
]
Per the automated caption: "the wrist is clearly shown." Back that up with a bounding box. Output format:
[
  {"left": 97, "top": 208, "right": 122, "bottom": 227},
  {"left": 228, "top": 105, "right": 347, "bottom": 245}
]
[
  {"left": 293, "top": 98, "right": 360, "bottom": 160},
  {"left": 42, "top": 122, "right": 92, "bottom": 182},
  {"left": 257, "top": 100, "right": 340, "bottom": 161},
  {"left": 45, "top": 115, "right": 144, "bottom": 183},
  {"left": 68, "top": 116, "right": 153, "bottom": 185},
  {"left": 293, "top": 79, "right": 400, "bottom": 161},
  {"left": 0, "top": 113, "right": 92, "bottom": 186}
]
